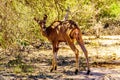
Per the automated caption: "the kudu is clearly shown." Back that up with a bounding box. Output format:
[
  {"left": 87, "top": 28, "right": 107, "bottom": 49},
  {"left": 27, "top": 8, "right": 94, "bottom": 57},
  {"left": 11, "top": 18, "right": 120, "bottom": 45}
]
[{"left": 34, "top": 15, "right": 90, "bottom": 75}]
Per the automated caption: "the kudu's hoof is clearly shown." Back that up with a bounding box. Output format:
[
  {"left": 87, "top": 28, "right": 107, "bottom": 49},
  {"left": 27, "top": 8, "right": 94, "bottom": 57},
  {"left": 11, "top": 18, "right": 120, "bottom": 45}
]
[
  {"left": 50, "top": 68, "right": 53, "bottom": 72},
  {"left": 86, "top": 70, "right": 91, "bottom": 75},
  {"left": 55, "top": 66, "right": 57, "bottom": 70},
  {"left": 50, "top": 66, "right": 57, "bottom": 72},
  {"left": 75, "top": 69, "right": 78, "bottom": 75}
]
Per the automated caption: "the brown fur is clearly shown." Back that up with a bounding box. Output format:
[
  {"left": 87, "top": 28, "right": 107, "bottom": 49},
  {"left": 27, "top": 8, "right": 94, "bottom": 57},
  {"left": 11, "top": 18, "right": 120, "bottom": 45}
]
[{"left": 34, "top": 14, "right": 90, "bottom": 75}]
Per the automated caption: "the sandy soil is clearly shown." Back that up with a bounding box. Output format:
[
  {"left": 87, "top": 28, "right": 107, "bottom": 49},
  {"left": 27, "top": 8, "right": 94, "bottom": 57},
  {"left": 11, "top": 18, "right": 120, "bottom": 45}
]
[{"left": 0, "top": 36, "right": 120, "bottom": 80}]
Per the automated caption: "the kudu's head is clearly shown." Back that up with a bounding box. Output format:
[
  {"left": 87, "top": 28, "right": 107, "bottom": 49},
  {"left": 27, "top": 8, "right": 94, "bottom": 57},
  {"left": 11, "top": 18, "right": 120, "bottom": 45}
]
[
  {"left": 34, "top": 14, "right": 47, "bottom": 36},
  {"left": 34, "top": 14, "right": 47, "bottom": 30},
  {"left": 34, "top": 14, "right": 48, "bottom": 36}
]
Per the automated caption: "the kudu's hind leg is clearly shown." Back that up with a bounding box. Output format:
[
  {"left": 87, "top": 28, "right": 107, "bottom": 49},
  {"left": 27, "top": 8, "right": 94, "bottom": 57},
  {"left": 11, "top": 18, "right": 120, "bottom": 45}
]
[
  {"left": 77, "top": 37, "right": 90, "bottom": 75},
  {"left": 64, "top": 35, "right": 79, "bottom": 74},
  {"left": 69, "top": 42, "right": 79, "bottom": 74},
  {"left": 50, "top": 42, "right": 59, "bottom": 72}
]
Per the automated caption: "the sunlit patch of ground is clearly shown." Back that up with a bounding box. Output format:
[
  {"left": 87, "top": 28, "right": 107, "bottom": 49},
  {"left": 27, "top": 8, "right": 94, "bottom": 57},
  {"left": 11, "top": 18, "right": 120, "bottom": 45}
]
[{"left": 0, "top": 36, "right": 120, "bottom": 79}]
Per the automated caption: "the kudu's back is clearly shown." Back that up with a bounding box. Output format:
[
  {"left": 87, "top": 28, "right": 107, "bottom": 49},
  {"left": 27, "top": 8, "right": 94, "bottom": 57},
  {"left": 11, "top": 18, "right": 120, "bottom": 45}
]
[{"left": 47, "top": 20, "right": 81, "bottom": 42}]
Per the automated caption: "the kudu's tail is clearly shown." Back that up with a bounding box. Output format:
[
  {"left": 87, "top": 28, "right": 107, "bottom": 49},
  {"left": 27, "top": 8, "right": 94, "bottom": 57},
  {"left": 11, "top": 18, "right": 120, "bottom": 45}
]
[{"left": 70, "top": 28, "right": 87, "bottom": 53}]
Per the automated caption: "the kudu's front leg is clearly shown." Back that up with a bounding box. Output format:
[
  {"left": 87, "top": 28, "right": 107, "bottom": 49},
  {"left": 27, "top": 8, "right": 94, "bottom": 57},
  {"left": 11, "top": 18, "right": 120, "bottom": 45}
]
[{"left": 50, "top": 42, "right": 59, "bottom": 72}]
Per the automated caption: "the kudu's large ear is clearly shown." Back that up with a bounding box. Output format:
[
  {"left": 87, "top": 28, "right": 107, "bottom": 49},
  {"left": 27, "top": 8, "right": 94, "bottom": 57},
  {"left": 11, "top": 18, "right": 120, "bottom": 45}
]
[
  {"left": 34, "top": 17, "right": 37, "bottom": 21},
  {"left": 43, "top": 14, "right": 47, "bottom": 21}
]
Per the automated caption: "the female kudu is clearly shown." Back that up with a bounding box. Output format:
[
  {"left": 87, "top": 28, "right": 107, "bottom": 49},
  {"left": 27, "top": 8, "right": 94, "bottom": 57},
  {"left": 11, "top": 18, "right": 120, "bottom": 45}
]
[{"left": 34, "top": 14, "right": 90, "bottom": 75}]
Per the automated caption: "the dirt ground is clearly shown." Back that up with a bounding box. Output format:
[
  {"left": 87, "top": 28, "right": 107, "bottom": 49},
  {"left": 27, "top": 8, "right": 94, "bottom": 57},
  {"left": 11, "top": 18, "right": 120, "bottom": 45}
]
[{"left": 0, "top": 36, "right": 120, "bottom": 80}]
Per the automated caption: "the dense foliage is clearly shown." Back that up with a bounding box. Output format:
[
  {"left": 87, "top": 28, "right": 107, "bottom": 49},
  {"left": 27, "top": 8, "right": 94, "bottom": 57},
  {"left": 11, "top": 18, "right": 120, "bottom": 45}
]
[{"left": 0, "top": 0, "right": 120, "bottom": 48}]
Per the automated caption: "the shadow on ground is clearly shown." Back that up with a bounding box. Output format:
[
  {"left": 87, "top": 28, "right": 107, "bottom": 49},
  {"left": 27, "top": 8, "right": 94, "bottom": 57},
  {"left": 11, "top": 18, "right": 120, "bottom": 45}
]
[{"left": 27, "top": 70, "right": 105, "bottom": 80}]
